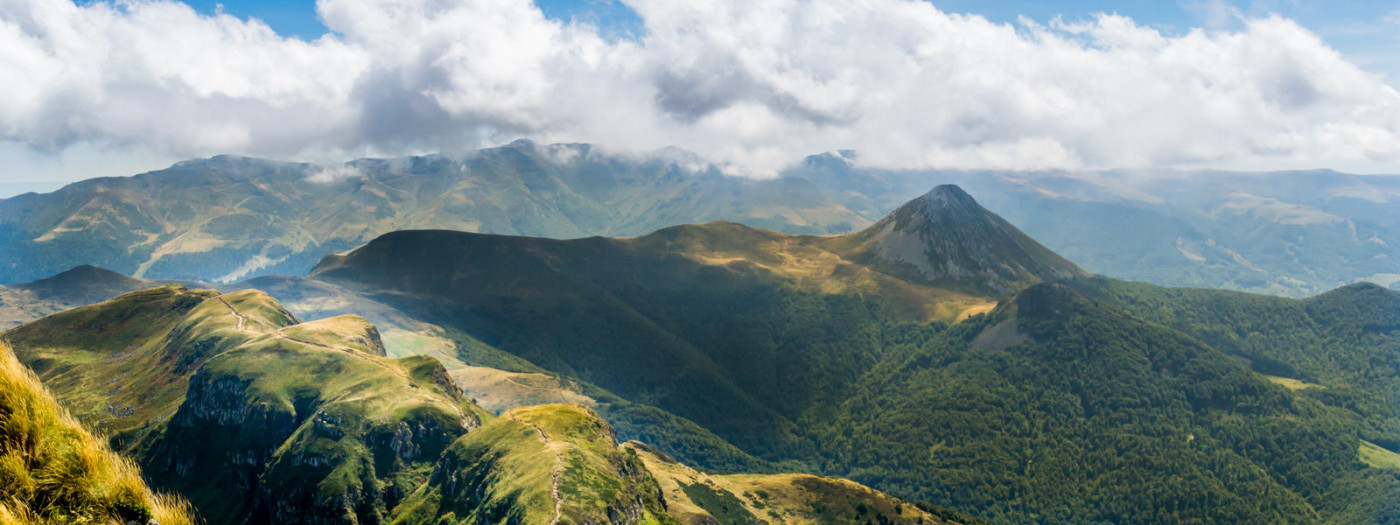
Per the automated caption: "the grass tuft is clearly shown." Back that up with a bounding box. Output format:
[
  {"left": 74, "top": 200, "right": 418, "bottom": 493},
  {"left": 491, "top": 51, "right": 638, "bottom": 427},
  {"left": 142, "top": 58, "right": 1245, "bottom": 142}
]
[{"left": 0, "top": 340, "right": 195, "bottom": 524}]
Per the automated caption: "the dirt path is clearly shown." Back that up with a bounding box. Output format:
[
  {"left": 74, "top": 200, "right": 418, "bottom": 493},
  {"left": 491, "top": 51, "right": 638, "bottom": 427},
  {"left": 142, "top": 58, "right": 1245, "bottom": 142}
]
[
  {"left": 216, "top": 297, "right": 247, "bottom": 331},
  {"left": 510, "top": 414, "right": 565, "bottom": 525}
]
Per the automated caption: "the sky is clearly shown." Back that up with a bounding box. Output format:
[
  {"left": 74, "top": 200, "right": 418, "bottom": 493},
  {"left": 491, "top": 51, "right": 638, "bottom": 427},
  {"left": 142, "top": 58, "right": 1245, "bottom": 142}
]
[{"left": 2, "top": 0, "right": 1400, "bottom": 190}]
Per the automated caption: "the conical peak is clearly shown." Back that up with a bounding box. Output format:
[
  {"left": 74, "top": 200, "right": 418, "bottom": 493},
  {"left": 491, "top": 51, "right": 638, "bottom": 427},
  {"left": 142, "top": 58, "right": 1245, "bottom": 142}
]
[
  {"left": 841, "top": 184, "right": 1084, "bottom": 296},
  {"left": 887, "top": 184, "right": 986, "bottom": 232},
  {"left": 922, "top": 184, "right": 976, "bottom": 206}
]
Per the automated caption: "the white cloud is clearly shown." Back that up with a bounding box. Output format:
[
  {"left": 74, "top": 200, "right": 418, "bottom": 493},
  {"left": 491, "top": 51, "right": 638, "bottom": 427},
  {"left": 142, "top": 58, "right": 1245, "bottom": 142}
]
[
  {"left": 1, "top": 0, "right": 1399, "bottom": 177},
  {"left": 305, "top": 163, "right": 364, "bottom": 183}
]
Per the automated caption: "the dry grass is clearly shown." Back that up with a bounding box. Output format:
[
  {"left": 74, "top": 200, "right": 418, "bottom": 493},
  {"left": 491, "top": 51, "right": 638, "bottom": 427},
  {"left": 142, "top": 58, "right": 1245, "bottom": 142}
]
[
  {"left": 1359, "top": 440, "right": 1400, "bottom": 471},
  {"left": 647, "top": 224, "right": 998, "bottom": 323},
  {"left": 1260, "top": 374, "right": 1325, "bottom": 391},
  {"left": 0, "top": 341, "right": 196, "bottom": 525},
  {"left": 628, "top": 442, "right": 948, "bottom": 525}
]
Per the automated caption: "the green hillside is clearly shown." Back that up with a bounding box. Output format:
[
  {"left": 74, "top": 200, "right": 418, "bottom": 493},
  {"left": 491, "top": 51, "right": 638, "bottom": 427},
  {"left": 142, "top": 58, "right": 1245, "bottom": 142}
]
[
  {"left": 302, "top": 187, "right": 1399, "bottom": 523},
  {"left": 1069, "top": 277, "right": 1400, "bottom": 467},
  {"left": 3, "top": 284, "right": 954, "bottom": 524},
  {"left": 5, "top": 285, "right": 487, "bottom": 522},
  {"left": 0, "top": 340, "right": 195, "bottom": 524},
  {"left": 308, "top": 186, "right": 1057, "bottom": 458}
]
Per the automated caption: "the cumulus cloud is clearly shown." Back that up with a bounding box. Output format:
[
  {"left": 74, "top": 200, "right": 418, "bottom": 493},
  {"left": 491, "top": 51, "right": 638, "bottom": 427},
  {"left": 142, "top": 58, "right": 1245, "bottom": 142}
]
[{"left": 1, "top": 0, "right": 1399, "bottom": 176}]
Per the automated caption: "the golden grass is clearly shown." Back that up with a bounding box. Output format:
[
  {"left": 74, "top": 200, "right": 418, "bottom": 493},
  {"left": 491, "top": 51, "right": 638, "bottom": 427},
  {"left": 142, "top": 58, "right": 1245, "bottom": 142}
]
[
  {"left": 1359, "top": 440, "right": 1400, "bottom": 471},
  {"left": 0, "top": 341, "right": 196, "bottom": 525},
  {"left": 450, "top": 366, "right": 596, "bottom": 414},
  {"left": 650, "top": 225, "right": 998, "bottom": 323},
  {"left": 1261, "top": 375, "right": 1325, "bottom": 391},
  {"left": 628, "top": 442, "right": 946, "bottom": 524}
]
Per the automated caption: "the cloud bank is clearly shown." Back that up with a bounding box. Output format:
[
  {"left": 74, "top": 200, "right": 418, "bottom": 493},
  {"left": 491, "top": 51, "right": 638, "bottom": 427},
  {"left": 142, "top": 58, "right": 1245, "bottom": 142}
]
[{"left": 2, "top": 0, "right": 1399, "bottom": 175}]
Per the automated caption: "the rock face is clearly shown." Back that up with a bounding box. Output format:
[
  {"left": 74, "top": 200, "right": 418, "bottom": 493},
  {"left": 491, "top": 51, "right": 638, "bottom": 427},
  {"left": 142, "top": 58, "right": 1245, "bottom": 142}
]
[
  {"left": 838, "top": 185, "right": 1084, "bottom": 295},
  {"left": 143, "top": 347, "right": 483, "bottom": 525}
]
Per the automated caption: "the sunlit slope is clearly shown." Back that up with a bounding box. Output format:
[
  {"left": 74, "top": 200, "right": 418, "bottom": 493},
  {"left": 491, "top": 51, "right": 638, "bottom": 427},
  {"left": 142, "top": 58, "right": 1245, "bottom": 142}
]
[
  {"left": 630, "top": 442, "right": 970, "bottom": 525},
  {"left": 3, "top": 285, "right": 487, "bottom": 524},
  {"left": 392, "top": 404, "right": 677, "bottom": 525},
  {"left": 0, "top": 340, "right": 195, "bottom": 525}
]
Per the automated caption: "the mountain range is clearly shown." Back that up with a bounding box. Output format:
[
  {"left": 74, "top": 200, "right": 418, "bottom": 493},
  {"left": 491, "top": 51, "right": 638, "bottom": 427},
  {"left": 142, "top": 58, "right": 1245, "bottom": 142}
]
[
  {"left": 0, "top": 170, "right": 1396, "bottom": 523},
  {"left": 1, "top": 141, "right": 1396, "bottom": 297},
  {"left": 296, "top": 186, "right": 1400, "bottom": 523}
]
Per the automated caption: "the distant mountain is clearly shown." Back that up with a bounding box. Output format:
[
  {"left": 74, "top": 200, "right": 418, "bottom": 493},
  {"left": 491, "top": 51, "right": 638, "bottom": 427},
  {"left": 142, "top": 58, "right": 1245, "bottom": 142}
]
[
  {"left": 13, "top": 264, "right": 159, "bottom": 304},
  {"left": 2, "top": 285, "right": 962, "bottom": 525},
  {"left": 793, "top": 156, "right": 1400, "bottom": 296},
  {"left": 300, "top": 186, "right": 1399, "bottom": 523},
  {"left": 3, "top": 142, "right": 1395, "bottom": 296},
  {"left": 0, "top": 264, "right": 180, "bottom": 329},
  {"left": 0, "top": 141, "right": 870, "bottom": 285}
]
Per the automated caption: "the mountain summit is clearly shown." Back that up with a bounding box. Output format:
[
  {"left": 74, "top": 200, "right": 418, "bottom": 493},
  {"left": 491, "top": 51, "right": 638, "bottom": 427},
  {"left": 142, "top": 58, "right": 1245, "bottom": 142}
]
[{"left": 832, "top": 184, "right": 1083, "bottom": 294}]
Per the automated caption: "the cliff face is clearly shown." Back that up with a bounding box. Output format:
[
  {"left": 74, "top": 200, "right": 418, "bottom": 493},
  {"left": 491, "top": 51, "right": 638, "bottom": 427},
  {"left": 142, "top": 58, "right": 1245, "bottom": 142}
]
[{"left": 142, "top": 335, "right": 483, "bottom": 525}]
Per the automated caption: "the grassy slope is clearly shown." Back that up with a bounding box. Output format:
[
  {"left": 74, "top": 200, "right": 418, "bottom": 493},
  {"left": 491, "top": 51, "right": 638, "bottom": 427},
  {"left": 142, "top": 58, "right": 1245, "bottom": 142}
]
[
  {"left": 630, "top": 442, "right": 971, "bottom": 525},
  {"left": 314, "top": 222, "right": 1400, "bottom": 523},
  {"left": 0, "top": 340, "right": 194, "bottom": 524},
  {"left": 4, "top": 285, "right": 489, "bottom": 524},
  {"left": 308, "top": 223, "right": 1006, "bottom": 462},
  {"left": 231, "top": 273, "right": 776, "bottom": 474},
  {"left": 393, "top": 404, "right": 677, "bottom": 525},
  {"left": 6, "top": 284, "right": 936, "bottom": 524},
  {"left": 3, "top": 285, "right": 228, "bottom": 448}
]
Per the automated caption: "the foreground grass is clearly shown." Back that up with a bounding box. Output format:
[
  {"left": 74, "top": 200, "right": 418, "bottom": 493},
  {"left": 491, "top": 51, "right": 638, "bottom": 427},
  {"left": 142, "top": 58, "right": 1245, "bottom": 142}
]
[{"left": 0, "top": 340, "right": 195, "bottom": 524}]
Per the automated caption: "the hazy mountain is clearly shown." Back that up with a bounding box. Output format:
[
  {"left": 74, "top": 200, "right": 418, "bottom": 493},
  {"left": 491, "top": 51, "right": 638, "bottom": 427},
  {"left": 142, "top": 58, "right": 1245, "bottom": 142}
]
[
  {"left": 792, "top": 155, "right": 1400, "bottom": 296},
  {"left": 299, "top": 187, "right": 1400, "bottom": 523},
  {"left": 0, "top": 265, "right": 182, "bottom": 329},
  {"left": 2, "top": 142, "right": 1395, "bottom": 298},
  {"left": 0, "top": 141, "right": 870, "bottom": 285}
]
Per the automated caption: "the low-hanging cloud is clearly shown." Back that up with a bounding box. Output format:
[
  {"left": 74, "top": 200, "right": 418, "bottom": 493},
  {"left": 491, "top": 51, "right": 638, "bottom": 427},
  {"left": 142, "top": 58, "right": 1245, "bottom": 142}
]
[{"left": 2, "top": 0, "right": 1399, "bottom": 176}]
